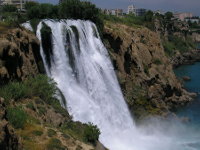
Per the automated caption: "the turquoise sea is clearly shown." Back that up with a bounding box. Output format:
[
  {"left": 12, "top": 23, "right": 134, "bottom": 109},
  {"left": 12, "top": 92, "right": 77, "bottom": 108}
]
[{"left": 174, "top": 62, "right": 200, "bottom": 126}]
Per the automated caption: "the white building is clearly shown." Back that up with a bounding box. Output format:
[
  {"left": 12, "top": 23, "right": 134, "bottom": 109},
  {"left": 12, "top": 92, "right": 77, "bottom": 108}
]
[
  {"left": 127, "top": 5, "right": 137, "bottom": 15},
  {"left": 0, "top": 0, "right": 27, "bottom": 10},
  {"left": 185, "top": 18, "right": 199, "bottom": 24},
  {"left": 111, "top": 9, "right": 116, "bottom": 15},
  {"left": 127, "top": 5, "right": 147, "bottom": 16}
]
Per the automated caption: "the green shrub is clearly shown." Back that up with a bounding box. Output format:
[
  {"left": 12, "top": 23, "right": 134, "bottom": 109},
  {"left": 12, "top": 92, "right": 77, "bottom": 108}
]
[
  {"left": 1, "top": 4, "right": 17, "bottom": 12},
  {"left": 50, "top": 99, "right": 68, "bottom": 116},
  {"left": 83, "top": 123, "right": 100, "bottom": 145},
  {"left": 0, "top": 82, "right": 28, "bottom": 101},
  {"left": 60, "top": 121, "right": 100, "bottom": 145},
  {"left": 30, "top": 19, "right": 41, "bottom": 33},
  {"left": 37, "top": 106, "right": 47, "bottom": 115},
  {"left": 163, "top": 35, "right": 195, "bottom": 56},
  {"left": 163, "top": 41, "right": 175, "bottom": 56},
  {"left": 26, "top": 102, "right": 35, "bottom": 110},
  {"left": 6, "top": 107, "right": 28, "bottom": 129},
  {"left": 25, "top": 75, "right": 57, "bottom": 103},
  {"left": 32, "top": 130, "right": 43, "bottom": 136},
  {"left": 0, "top": 75, "right": 57, "bottom": 104},
  {"left": 47, "top": 129, "right": 57, "bottom": 137},
  {"left": 61, "top": 133, "right": 70, "bottom": 139},
  {"left": 47, "top": 138, "right": 65, "bottom": 150},
  {"left": 24, "top": 0, "right": 103, "bottom": 33},
  {"left": 153, "top": 59, "right": 162, "bottom": 65},
  {"left": 168, "top": 35, "right": 188, "bottom": 52}
]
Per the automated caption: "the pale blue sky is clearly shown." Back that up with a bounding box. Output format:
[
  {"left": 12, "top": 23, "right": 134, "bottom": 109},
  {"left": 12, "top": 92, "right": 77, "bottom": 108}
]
[{"left": 37, "top": 0, "right": 200, "bottom": 16}]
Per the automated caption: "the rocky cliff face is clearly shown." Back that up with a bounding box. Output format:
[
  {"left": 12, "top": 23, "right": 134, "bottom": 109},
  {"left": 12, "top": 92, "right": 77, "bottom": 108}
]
[
  {"left": 172, "top": 50, "right": 200, "bottom": 68},
  {"left": 191, "top": 32, "right": 200, "bottom": 43},
  {"left": 0, "top": 96, "right": 104, "bottom": 150},
  {"left": 104, "top": 22, "right": 195, "bottom": 119},
  {"left": 0, "top": 28, "right": 106, "bottom": 150},
  {"left": 0, "top": 28, "right": 43, "bottom": 85},
  {"left": 0, "top": 98, "right": 22, "bottom": 150}
]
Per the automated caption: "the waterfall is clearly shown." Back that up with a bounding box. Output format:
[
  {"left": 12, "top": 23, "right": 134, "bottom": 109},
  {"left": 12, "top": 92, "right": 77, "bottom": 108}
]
[{"left": 22, "top": 19, "right": 200, "bottom": 150}]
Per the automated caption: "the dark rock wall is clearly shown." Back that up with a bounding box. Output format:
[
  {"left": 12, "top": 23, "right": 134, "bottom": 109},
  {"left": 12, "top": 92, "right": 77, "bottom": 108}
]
[{"left": 0, "top": 29, "right": 43, "bottom": 85}]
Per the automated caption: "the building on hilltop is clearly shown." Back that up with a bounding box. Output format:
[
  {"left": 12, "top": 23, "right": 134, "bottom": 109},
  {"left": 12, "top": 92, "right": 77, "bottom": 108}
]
[
  {"left": 115, "top": 9, "right": 123, "bottom": 16},
  {"left": 0, "top": 0, "right": 27, "bottom": 10},
  {"left": 127, "top": 5, "right": 137, "bottom": 15},
  {"left": 154, "top": 10, "right": 165, "bottom": 15},
  {"left": 185, "top": 17, "right": 199, "bottom": 24},
  {"left": 102, "top": 9, "right": 111, "bottom": 15},
  {"left": 102, "top": 8, "right": 123, "bottom": 17},
  {"left": 174, "top": 12, "right": 193, "bottom": 21},
  {"left": 135, "top": 8, "right": 146, "bottom": 16},
  {"left": 127, "top": 5, "right": 147, "bottom": 16}
]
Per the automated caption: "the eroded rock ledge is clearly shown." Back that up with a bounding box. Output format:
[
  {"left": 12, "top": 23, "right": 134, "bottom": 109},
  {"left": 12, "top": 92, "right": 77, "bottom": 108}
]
[
  {"left": 0, "top": 28, "right": 43, "bottom": 85},
  {"left": 104, "top": 22, "right": 196, "bottom": 119},
  {"left": 172, "top": 50, "right": 200, "bottom": 68}
]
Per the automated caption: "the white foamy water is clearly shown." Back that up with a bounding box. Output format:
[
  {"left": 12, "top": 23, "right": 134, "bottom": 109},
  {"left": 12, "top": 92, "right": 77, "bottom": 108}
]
[
  {"left": 22, "top": 21, "right": 33, "bottom": 32},
  {"left": 24, "top": 19, "right": 200, "bottom": 150}
]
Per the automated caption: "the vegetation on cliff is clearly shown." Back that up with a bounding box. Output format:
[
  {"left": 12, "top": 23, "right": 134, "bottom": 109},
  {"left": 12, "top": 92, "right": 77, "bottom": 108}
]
[
  {"left": 0, "top": 0, "right": 103, "bottom": 33},
  {"left": 103, "top": 11, "right": 198, "bottom": 57},
  {"left": 104, "top": 22, "right": 195, "bottom": 119},
  {"left": 0, "top": 74, "right": 101, "bottom": 149}
]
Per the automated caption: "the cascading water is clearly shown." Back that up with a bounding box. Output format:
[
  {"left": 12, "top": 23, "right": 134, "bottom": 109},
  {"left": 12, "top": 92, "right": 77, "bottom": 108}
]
[{"left": 23, "top": 20, "right": 200, "bottom": 150}]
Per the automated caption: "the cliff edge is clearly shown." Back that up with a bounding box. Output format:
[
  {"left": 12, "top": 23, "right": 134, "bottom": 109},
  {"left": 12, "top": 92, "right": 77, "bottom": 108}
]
[{"left": 104, "top": 22, "right": 196, "bottom": 119}]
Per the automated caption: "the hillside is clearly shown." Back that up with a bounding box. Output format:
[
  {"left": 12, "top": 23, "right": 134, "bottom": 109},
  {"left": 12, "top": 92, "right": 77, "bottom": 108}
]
[
  {"left": 0, "top": 27, "right": 106, "bottom": 150},
  {"left": 103, "top": 22, "right": 196, "bottom": 119}
]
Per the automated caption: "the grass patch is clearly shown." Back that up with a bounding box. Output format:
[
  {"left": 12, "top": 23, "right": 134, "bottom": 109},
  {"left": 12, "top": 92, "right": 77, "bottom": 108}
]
[
  {"left": 37, "top": 106, "right": 47, "bottom": 115},
  {"left": 0, "top": 82, "right": 28, "bottom": 101},
  {"left": 6, "top": 106, "right": 28, "bottom": 129},
  {"left": 32, "top": 130, "right": 43, "bottom": 136},
  {"left": 61, "top": 121, "right": 100, "bottom": 145},
  {"left": 47, "top": 129, "right": 57, "bottom": 137},
  {"left": 47, "top": 138, "right": 65, "bottom": 150},
  {"left": 103, "top": 14, "right": 142, "bottom": 28},
  {"left": 153, "top": 59, "right": 162, "bottom": 65},
  {"left": 0, "top": 74, "right": 57, "bottom": 103},
  {"left": 163, "top": 35, "right": 196, "bottom": 56},
  {"left": 26, "top": 102, "right": 35, "bottom": 110}
]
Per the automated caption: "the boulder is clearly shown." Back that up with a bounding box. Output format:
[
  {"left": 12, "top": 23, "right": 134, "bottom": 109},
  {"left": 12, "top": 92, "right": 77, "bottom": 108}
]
[{"left": 182, "top": 76, "right": 191, "bottom": 81}]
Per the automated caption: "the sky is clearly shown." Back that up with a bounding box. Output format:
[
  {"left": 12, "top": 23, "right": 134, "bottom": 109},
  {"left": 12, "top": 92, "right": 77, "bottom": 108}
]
[{"left": 38, "top": 0, "right": 200, "bottom": 16}]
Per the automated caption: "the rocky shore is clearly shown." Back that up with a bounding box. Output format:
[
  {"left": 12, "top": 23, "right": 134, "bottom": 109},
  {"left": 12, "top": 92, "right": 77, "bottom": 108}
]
[{"left": 171, "top": 50, "right": 200, "bottom": 68}]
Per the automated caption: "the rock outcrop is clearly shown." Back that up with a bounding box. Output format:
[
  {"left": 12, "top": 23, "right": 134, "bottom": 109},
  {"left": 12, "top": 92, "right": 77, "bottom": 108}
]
[
  {"left": 171, "top": 50, "right": 200, "bottom": 68},
  {"left": 191, "top": 32, "right": 200, "bottom": 43},
  {"left": 0, "top": 28, "right": 105, "bottom": 150},
  {"left": 0, "top": 95, "right": 104, "bottom": 150},
  {"left": 0, "top": 28, "right": 43, "bottom": 85},
  {"left": 0, "top": 98, "right": 22, "bottom": 150},
  {"left": 104, "top": 22, "right": 195, "bottom": 119}
]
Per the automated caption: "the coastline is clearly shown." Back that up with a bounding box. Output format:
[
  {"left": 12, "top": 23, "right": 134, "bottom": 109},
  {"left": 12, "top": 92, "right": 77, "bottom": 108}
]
[{"left": 171, "top": 49, "right": 200, "bottom": 68}]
